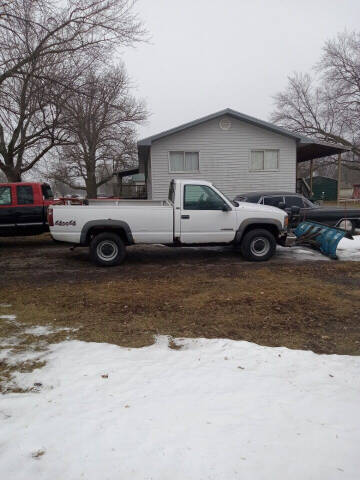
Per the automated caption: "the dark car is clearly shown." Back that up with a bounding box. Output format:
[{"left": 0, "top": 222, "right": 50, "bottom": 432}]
[{"left": 234, "top": 191, "right": 360, "bottom": 234}]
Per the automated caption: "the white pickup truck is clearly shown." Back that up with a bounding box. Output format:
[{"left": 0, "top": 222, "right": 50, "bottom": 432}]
[{"left": 48, "top": 179, "right": 288, "bottom": 266}]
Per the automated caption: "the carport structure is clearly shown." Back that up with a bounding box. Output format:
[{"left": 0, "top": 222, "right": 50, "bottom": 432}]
[{"left": 296, "top": 136, "right": 350, "bottom": 202}]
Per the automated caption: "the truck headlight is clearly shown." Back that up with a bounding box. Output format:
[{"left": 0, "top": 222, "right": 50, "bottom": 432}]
[{"left": 284, "top": 215, "right": 289, "bottom": 228}]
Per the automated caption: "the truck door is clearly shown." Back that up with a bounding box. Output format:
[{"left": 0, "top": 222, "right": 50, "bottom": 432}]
[
  {"left": 15, "top": 185, "right": 44, "bottom": 227},
  {"left": 0, "top": 185, "right": 16, "bottom": 230},
  {"left": 180, "top": 184, "right": 236, "bottom": 243}
]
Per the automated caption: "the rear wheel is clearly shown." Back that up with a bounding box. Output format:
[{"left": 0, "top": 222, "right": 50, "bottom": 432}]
[
  {"left": 240, "top": 229, "right": 276, "bottom": 262},
  {"left": 338, "top": 219, "right": 355, "bottom": 235},
  {"left": 90, "top": 232, "right": 126, "bottom": 267}
]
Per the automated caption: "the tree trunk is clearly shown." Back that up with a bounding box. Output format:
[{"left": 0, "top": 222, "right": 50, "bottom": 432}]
[
  {"left": 4, "top": 168, "right": 22, "bottom": 182},
  {"left": 86, "top": 174, "right": 98, "bottom": 199}
]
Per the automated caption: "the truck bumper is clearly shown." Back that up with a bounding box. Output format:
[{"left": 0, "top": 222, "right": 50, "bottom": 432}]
[{"left": 277, "top": 230, "right": 288, "bottom": 246}]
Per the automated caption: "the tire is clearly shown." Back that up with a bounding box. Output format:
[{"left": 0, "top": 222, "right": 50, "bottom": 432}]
[
  {"left": 90, "top": 232, "right": 126, "bottom": 267},
  {"left": 240, "top": 228, "right": 276, "bottom": 262},
  {"left": 338, "top": 219, "right": 355, "bottom": 235}
]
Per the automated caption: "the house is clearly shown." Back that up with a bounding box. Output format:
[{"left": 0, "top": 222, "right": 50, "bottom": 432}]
[{"left": 133, "top": 108, "right": 348, "bottom": 200}]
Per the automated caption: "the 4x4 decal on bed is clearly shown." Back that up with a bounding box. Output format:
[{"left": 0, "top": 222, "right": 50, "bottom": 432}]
[{"left": 55, "top": 220, "right": 77, "bottom": 227}]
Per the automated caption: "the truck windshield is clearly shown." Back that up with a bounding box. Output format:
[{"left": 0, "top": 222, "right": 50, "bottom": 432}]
[
  {"left": 0, "top": 186, "right": 11, "bottom": 205},
  {"left": 212, "top": 184, "right": 236, "bottom": 206}
]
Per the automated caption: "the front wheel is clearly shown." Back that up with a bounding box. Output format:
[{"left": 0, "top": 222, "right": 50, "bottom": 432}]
[
  {"left": 90, "top": 232, "right": 126, "bottom": 267},
  {"left": 338, "top": 219, "right": 355, "bottom": 235},
  {"left": 240, "top": 229, "right": 276, "bottom": 262}
]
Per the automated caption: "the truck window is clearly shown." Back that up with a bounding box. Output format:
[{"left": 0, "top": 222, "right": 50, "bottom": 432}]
[
  {"left": 0, "top": 186, "right": 11, "bottom": 205},
  {"left": 17, "top": 185, "right": 34, "bottom": 205},
  {"left": 184, "top": 185, "right": 227, "bottom": 210},
  {"left": 262, "top": 196, "right": 284, "bottom": 207},
  {"left": 284, "top": 196, "right": 305, "bottom": 208},
  {"left": 42, "top": 184, "right": 54, "bottom": 200}
]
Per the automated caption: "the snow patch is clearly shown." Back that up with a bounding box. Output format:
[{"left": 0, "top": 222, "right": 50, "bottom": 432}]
[
  {"left": 0, "top": 336, "right": 20, "bottom": 348},
  {"left": 23, "top": 325, "right": 77, "bottom": 337},
  {"left": 0, "top": 314, "right": 17, "bottom": 321},
  {"left": 336, "top": 236, "right": 360, "bottom": 260},
  {"left": 23, "top": 326, "right": 57, "bottom": 336},
  {"left": 278, "top": 234, "right": 360, "bottom": 261},
  {"left": 0, "top": 314, "right": 21, "bottom": 327},
  {"left": 4, "top": 349, "right": 47, "bottom": 367},
  {"left": 0, "top": 337, "right": 359, "bottom": 480}
]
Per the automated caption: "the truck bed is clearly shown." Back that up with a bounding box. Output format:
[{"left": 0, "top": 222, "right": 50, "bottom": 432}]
[{"left": 51, "top": 201, "right": 174, "bottom": 244}]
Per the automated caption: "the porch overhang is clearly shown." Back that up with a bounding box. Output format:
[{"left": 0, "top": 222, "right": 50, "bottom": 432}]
[
  {"left": 297, "top": 138, "right": 350, "bottom": 163},
  {"left": 115, "top": 168, "right": 140, "bottom": 178}
]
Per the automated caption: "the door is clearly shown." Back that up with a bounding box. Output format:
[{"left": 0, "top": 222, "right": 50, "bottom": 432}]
[
  {"left": 180, "top": 184, "right": 236, "bottom": 243},
  {"left": 0, "top": 185, "right": 15, "bottom": 228},
  {"left": 15, "top": 185, "right": 43, "bottom": 226}
]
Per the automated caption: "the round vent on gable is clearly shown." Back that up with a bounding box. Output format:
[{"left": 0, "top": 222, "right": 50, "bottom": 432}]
[{"left": 219, "top": 118, "right": 232, "bottom": 131}]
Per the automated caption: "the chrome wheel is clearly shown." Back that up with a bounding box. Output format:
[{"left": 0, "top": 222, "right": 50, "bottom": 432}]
[
  {"left": 250, "top": 237, "right": 271, "bottom": 257},
  {"left": 338, "top": 219, "right": 353, "bottom": 232},
  {"left": 96, "top": 240, "right": 119, "bottom": 262}
]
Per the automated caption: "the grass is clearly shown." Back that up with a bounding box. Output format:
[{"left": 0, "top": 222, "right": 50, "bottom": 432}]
[
  {"left": 1, "top": 236, "right": 360, "bottom": 393},
  {"left": 2, "top": 263, "right": 360, "bottom": 350}
]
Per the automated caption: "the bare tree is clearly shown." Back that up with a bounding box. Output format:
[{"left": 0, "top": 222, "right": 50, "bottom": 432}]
[
  {"left": 272, "top": 31, "right": 360, "bottom": 171},
  {"left": 49, "top": 65, "right": 146, "bottom": 198},
  {"left": 0, "top": 0, "right": 144, "bottom": 86},
  {"left": 0, "top": 0, "right": 145, "bottom": 181},
  {"left": 0, "top": 58, "right": 75, "bottom": 181}
]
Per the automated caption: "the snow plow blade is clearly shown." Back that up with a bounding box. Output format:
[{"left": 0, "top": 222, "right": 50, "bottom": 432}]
[{"left": 293, "top": 221, "right": 353, "bottom": 259}]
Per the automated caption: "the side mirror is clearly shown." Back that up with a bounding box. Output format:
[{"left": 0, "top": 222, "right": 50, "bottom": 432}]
[
  {"left": 222, "top": 204, "right": 232, "bottom": 212},
  {"left": 278, "top": 202, "right": 286, "bottom": 210}
]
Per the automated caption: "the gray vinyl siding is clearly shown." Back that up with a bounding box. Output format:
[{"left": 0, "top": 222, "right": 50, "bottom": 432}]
[{"left": 148, "top": 115, "right": 297, "bottom": 200}]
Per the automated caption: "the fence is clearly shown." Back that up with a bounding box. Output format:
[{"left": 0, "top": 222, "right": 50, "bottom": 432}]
[
  {"left": 118, "top": 184, "right": 147, "bottom": 199},
  {"left": 338, "top": 198, "right": 360, "bottom": 207}
]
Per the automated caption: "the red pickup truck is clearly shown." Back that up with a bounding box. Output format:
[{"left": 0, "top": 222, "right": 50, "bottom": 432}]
[{"left": 0, "top": 182, "right": 54, "bottom": 237}]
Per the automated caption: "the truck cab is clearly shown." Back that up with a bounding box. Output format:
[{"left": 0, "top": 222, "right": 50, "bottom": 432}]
[
  {"left": 0, "top": 182, "right": 54, "bottom": 237},
  {"left": 168, "top": 179, "right": 288, "bottom": 245}
]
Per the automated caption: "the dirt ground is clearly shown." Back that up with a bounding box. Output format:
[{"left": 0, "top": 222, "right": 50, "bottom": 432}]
[{"left": 1, "top": 233, "right": 359, "bottom": 354}]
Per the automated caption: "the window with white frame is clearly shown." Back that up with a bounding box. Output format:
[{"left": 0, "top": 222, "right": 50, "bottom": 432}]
[
  {"left": 250, "top": 150, "right": 279, "bottom": 171},
  {"left": 169, "top": 151, "right": 199, "bottom": 172}
]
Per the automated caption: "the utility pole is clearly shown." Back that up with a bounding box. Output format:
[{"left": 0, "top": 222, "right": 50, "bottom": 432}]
[
  {"left": 337, "top": 153, "right": 342, "bottom": 205},
  {"left": 309, "top": 159, "right": 314, "bottom": 196}
]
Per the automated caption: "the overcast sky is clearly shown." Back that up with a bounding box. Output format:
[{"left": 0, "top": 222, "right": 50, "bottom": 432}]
[{"left": 121, "top": 0, "right": 360, "bottom": 139}]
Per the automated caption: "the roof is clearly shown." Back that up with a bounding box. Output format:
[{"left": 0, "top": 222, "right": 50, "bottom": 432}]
[
  {"left": 115, "top": 168, "right": 140, "bottom": 178},
  {"left": 296, "top": 138, "right": 349, "bottom": 162},
  {"left": 235, "top": 191, "right": 299, "bottom": 198},
  {"left": 138, "top": 108, "right": 349, "bottom": 162},
  {"left": 305, "top": 175, "right": 338, "bottom": 183}
]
